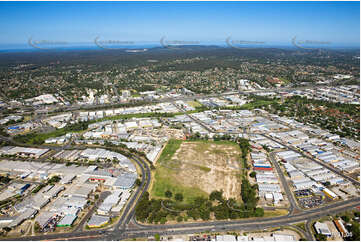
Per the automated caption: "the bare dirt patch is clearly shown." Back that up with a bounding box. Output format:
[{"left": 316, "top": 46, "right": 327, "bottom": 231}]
[{"left": 171, "top": 141, "right": 242, "bottom": 199}]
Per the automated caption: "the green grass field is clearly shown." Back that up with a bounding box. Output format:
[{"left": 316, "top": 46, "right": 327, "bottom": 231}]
[
  {"left": 152, "top": 139, "right": 209, "bottom": 203},
  {"left": 157, "top": 139, "right": 182, "bottom": 164},
  {"left": 187, "top": 100, "right": 202, "bottom": 108},
  {"left": 278, "top": 77, "right": 291, "bottom": 84},
  {"left": 263, "top": 209, "right": 289, "bottom": 217},
  {"left": 151, "top": 166, "right": 208, "bottom": 203}
]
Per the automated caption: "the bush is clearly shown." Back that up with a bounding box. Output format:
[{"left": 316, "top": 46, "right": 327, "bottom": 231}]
[
  {"left": 341, "top": 215, "right": 351, "bottom": 223},
  {"left": 135, "top": 178, "right": 142, "bottom": 186},
  {"left": 154, "top": 233, "right": 160, "bottom": 241},
  {"left": 315, "top": 234, "right": 327, "bottom": 241},
  {"left": 209, "top": 190, "right": 223, "bottom": 201},
  {"left": 47, "top": 175, "right": 61, "bottom": 184},
  {"left": 32, "top": 184, "right": 46, "bottom": 194},
  {"left": 175, "top": 193, "right": 183, "bottom": 202},
  {"left": 249, "top": 171, "right": 257, "bottom": 178},
  {"left": 165, "top": 190, "right": 172, "bottom": 198},
  {"left": 160, "top": 217, "right": 167, "bottom": 224}
]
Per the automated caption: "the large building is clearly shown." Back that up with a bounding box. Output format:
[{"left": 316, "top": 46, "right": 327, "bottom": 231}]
[{"left": 0, "top": 146, "right": 49, "bottom": 158}]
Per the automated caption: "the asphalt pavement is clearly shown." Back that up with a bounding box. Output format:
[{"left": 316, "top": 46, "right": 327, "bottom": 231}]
[{"left": 269, "top": 151, "right": 302, "bottom": 214}]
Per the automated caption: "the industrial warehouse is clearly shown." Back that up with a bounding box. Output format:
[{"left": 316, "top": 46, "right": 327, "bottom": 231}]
[{"left": 0, "top": 147, "right": 138, "bottom": 233}]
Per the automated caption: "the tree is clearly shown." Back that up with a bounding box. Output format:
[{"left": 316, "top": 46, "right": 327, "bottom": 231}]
[
  {"left": 315, "top": 234, "right": 327, "bottom": 241},
  {"left": 187, "top": 209, "right": 201, "bottom": 220},
  {"left": 176, "top": 216, "right": 183, "bottom": 222},
  {"left": 135, "top": 178, "right": 142, "bottom": 186},
  {"left": 341, "top": 215, "right": 351, "bottom": 223},
  {"left": 160, "top": 217, "right": 167, "bottom": 224},
  {"left": 262, "top": 145, "right": 270, "bottom": 152},
  {"left": 249, "top": 171, "right": 257, "bottom": 178},
  {"left": 174, "top": 193, "right": 183, "bottom": 202},
  {"left": 135, "top": 192, "right": 151, "bottom": 222},
  {"left": 47, "top": 175, "right": 61, "bottom": 184},
  {"left": 346, "top": 222, "right": 360, "bottom": 241},
  {"left": 209, "top": 190, "right": 223, "bottom": 201},
  {"left": 34, "top": 222, "right": 41, "bottom": 233},
  {"left": 254, "top": 207, "right": 264, "bottom": 217},
  {"left": 165, "top": 190, "right": 172, "bottom": 198},
  {"left": 3, "top": 227, "right": 11, "bottom": 233},
  {"left": 241, "top": 179, "right": 257, "bottom": 211},
  {"left": 154, "top": 233, "right": 160, "bottom": 241}
]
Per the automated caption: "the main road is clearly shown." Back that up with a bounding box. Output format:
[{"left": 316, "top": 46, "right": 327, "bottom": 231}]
[
  {"left": 2, "top": 136, "right": 359, "bottom": 241},
  {"left": 9, "top": 83, "right": 328, "bottom": 118},
  {"left": 4, "top": 197, "right": 359, "bottom": 241}
]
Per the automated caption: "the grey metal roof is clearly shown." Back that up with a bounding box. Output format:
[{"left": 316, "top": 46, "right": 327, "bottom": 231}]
[
  {"left": 87, "top": 214, "right": 109, "bottom": 226},
  {"left": 57, "top": 214, "right": 77, "bottom": 226},
  {"left": 113, "top": 173, "right": 137, "bottom": 189}
]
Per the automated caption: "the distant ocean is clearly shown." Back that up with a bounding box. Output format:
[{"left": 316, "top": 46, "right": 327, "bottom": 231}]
[
  {"left": 0, "top": 43, "right": 160, "bottom": 53},
  {"left": 0, "top": 42, "right": 358, "bottom": 53}
]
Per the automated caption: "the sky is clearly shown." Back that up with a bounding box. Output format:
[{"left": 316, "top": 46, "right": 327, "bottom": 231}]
[{"left": 0, "top": 1, "right": 359, "bottom": 48}]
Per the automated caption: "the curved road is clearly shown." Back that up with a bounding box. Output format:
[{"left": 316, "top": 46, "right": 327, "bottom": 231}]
[{"left": 114, "top": 154, "right": 151, "bottom": 232}]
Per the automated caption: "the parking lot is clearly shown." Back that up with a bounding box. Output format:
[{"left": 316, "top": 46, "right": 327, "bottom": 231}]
[
  {"left": 298, "top": 195, "right": 324, "bottom": 209},
  {"left": 294, "top": 189, "right": 313, "bottom": 198}
]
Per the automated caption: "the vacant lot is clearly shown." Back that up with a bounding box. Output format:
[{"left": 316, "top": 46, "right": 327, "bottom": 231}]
[
  {"left": 151, "top": 140, "right": 243, "bottom": 202},
  {"left": 187, "top": 100, "right": 202, "bottom": 108}
]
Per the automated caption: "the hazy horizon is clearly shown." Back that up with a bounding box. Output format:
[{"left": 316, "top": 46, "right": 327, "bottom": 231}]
[{"left": 0, "top": 1, "right": 359, "bottom": 50}]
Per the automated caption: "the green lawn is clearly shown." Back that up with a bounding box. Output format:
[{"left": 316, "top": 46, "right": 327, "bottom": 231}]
[
  {"left": 151, "top": 165, "right": 208, "bottom": 203},
  {"left": 152, "top": 139, "right": 209, "bottom": 202},
  {"left": 14, "top": 122, "right": 88, "bottom": 145},
  {"left": 97, "top": 112, "right": 183, "bottom": 123},
  {"left": 278, "top": 77, "right": 291, "bottom": 84},
  {"left": 157, "top": 139, "right": 183, "bottom": 164},
  {"left": 187, "top": 101, "right": 202, "bottom": 108},
  {"left": 263, "top": 209, "right": 289, "bottom": 217}
]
